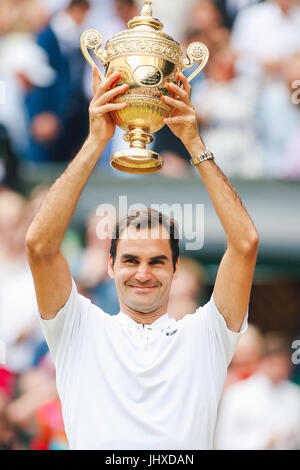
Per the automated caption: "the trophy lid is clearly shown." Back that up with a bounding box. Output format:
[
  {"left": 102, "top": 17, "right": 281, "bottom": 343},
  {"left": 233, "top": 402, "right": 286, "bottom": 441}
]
[
  {"left": 127, "top": 1, "right": 163, "bottom": 31},
  {"left": 104, "top": 0, "right": 182, "bottom": 63}
]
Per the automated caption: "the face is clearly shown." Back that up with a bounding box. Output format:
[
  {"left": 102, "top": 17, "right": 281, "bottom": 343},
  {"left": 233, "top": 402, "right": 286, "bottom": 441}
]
[
  {"left": 114, "top": 0, "right": 138, "bottom": 24},
  {"left": 70, "top": 5, "right": 90, "bottom": 26},
  {"left": 261, "top": 354, "right": 291, "bottom": 384},
  {"left": 191, "top": 1, "right": 222, "bottom": 30},
  {"left": 208, "top": 48, "right": 236, "bottom": 82},
  {"left": 230, "top": 345, "right": 261, "bottom": 380},
  {"left": 108, "top": 225, "right": 178, "bottom": 315},
  {"left": 169, "top": 269, "right": 200, "bottom": 300}
]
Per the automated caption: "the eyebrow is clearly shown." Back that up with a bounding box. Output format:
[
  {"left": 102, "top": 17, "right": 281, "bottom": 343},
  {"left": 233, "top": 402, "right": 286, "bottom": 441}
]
[
  {"left": 149, "top": 255, "right": 169, "bottom": 262},
  {"left": 121, "top": 254, "right": 169, "bottom": 262}
]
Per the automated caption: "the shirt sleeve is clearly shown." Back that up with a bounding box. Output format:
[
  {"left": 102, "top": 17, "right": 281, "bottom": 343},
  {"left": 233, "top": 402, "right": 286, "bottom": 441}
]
[
  {"left": 201, "top": 293, "right": 248, "bottom": 363},
  {"left": 39, "top": 279, "right": 91, "bottom": 386},
  {"left": 194, "top": 293, "right": 248, "bottom": 394}
]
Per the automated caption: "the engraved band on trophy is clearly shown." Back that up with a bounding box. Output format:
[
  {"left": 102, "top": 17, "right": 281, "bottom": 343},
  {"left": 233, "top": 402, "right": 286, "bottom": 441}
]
[{"left": 80, "top": 0, "right": 209, "bottom": 174}]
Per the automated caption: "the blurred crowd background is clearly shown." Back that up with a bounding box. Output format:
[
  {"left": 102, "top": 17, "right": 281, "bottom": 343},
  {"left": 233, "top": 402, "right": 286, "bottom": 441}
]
[{"left": 0, "top": 0, "right": 300, "bottom": 450}]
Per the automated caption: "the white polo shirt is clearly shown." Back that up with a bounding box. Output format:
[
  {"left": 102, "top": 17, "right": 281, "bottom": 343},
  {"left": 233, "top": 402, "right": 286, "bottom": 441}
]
[{"left": 40, "top": 280, "right": 247, "bottom": 450}]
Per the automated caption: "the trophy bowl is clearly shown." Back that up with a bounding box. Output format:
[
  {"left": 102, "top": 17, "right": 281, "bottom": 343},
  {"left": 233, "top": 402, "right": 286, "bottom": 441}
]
[{"left": 81, "top": 1, "right": 209, "bottom": 174}]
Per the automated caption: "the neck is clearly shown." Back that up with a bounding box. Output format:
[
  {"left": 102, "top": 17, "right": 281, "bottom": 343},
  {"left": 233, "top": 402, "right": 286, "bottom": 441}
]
[{"left": 119, "top": 302, "right": 168, "bottom": 324}]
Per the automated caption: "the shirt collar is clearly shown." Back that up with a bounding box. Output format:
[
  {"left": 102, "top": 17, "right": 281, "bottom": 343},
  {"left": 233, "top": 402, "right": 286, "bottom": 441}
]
[{"left": 117, "top": 311, "right": 174, "bottom": 330}]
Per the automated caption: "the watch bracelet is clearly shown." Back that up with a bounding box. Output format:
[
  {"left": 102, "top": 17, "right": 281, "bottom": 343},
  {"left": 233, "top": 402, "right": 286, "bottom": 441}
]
[{"left": 190, "top": 147, "right": 215, "bottom": 166}]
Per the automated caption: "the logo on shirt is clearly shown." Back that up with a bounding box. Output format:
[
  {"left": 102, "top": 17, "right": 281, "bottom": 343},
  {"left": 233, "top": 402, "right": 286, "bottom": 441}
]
[{"left": 165, "top": 329, "right": 177, "bottom": 337}]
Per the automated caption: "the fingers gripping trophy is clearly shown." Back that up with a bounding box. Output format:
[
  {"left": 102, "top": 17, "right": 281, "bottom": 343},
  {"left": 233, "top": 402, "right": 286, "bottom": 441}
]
[{"left": 80, "top": 0, "right": 209, "bottom": 174}]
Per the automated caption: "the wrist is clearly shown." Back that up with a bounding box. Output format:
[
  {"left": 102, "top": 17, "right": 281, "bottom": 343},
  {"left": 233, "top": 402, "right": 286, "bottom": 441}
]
[
  {"left": 86, "top": 133, "right": 108, "bottom": 150},
  {"left": 184, "top": 137, "right": 206, "bottom": 159}
]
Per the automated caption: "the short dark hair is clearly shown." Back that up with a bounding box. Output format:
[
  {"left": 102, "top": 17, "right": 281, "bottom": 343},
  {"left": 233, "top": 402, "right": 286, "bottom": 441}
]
[
  {"left": 114, "top": 0, "right": 136, "bottom": 6},
  {"left": 69, "top": 0, "right": 90, "bottom": 9},
  {"left": 110, "top": 208, "right": 179, "bottom": 272}
]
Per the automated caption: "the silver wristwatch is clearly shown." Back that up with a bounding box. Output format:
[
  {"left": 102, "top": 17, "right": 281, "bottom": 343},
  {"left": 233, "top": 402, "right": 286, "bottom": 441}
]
[{"left": 190, "top": 146, "right": 215, "bottom": 166}]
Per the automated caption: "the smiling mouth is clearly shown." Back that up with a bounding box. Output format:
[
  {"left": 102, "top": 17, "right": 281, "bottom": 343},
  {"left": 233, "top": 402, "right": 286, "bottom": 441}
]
[{"left": 128, "top": 285, "right": 158, "bottom": 292}]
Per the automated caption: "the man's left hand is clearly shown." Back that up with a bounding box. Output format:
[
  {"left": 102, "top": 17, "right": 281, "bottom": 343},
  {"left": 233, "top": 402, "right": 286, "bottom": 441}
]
[{"left": 162, "top": 72, "right": 203, "bottom": 151}]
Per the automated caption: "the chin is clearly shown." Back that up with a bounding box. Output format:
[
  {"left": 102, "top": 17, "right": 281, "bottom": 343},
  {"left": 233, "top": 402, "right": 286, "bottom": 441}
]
[{"left": 129, "top": 300, "right": 159, "bottom": 314}]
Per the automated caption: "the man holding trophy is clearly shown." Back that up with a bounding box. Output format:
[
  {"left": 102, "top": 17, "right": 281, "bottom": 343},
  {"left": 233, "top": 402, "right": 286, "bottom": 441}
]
[{"left": 25, "top": 1, "right": 258, "bottom": 450}]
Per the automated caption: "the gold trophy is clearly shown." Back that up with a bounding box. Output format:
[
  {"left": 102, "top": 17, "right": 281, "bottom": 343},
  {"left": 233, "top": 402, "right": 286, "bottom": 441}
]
[{"left": 80, "top": 0, "right": 209, "bottom": 174}]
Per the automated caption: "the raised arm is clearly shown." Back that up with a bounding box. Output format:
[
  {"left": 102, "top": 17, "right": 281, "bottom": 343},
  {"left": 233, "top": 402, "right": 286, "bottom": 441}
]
[
  {"left": 163, "top": 73, "right": 258, "bottom": 332},
  {"left": 25, "top": 69, "right": 128, "bottom": 319}
]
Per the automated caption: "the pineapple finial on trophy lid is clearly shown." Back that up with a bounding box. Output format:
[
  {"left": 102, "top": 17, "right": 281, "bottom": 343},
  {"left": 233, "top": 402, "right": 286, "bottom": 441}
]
[
  {"left": 128, "top": 0, "right": 163, "bottom": 30},
  {"left": 141, "top": 0, "right": 153, "bottom": 16}
]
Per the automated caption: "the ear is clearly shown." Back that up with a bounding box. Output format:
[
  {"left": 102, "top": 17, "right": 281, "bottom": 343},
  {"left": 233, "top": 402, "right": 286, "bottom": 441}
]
[
  {"left": 172, "top": 258, "right": 179, "bottom": 280},
  {"left": 107, "top": 255, "right": 114, "bottom": 279}
]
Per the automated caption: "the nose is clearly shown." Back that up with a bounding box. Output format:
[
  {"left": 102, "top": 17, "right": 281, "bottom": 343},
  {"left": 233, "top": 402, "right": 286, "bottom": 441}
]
[{"left": 134, "top": 262, "right": 152, "bottom": 283}]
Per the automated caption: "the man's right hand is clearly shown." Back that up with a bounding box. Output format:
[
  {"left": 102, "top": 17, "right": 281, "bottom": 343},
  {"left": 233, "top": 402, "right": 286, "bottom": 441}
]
[{"left": 88, "top": 67, "right": 128, "bottom": 145}]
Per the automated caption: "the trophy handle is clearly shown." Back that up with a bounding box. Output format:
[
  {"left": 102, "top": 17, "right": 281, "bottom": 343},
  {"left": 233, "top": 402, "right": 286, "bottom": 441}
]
[
  {"left": 80, "top": 29, "right": 108, "bottom": 82},
  {"left": 182, "top": 42, "right": 209, "bottom": 83}
]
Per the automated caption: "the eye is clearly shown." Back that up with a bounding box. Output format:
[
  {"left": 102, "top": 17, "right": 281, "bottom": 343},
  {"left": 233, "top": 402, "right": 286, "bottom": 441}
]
[
  {"left": 150, "top": 260, "right": 163, "bottom": 265},
  {"left": 124, "top": 259, "right": 138, "bottom": 264}
]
